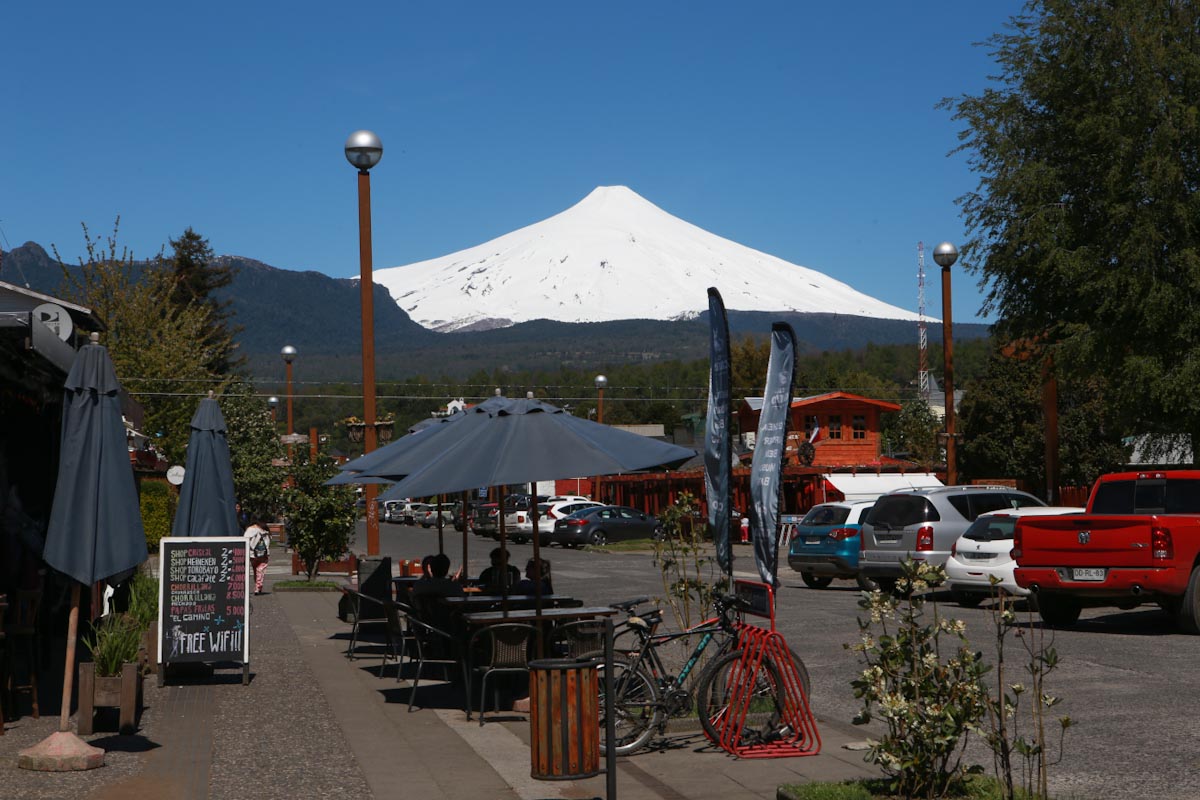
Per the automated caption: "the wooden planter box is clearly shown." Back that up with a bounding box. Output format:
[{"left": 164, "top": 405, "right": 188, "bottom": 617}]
[
  {"left": 78, "top": 662, "right": 142, "bottom": 735},
  {"left": 290, "top": 550, "right": 358, "bottom": 576},
  {"left": 267, "top": 522, "right": 287, "bottom": 546}
]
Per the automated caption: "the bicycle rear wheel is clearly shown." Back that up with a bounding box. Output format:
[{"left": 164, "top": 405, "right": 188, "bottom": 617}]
[
  {"left": 581, "top": 650, "right": 661, "bottom": 756},
  {"left": 696, "top": 647, "right": 810, "bottom": 747}
]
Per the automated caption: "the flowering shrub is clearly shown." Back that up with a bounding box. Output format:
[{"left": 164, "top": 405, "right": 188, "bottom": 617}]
[{"left": 847, "top": 560, "right": 989, "bottom": 799}]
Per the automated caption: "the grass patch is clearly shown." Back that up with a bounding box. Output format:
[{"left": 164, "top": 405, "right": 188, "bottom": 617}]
[
  {"left": 588, "top": 538, "right": 655, "bottom": 552},
  {"left": 272, "top": 580, "right": 343, "bottom": 592},
  {"left": 779, "top": 776, "right": 1053, "bottom": 800}
]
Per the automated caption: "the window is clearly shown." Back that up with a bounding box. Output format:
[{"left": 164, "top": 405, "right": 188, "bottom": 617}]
[
  {"left": 828, "top": 415, "right": 842, "bottom": 440},
  {"left": 852, "top": 414, "right": 866, "bottom": 440}
]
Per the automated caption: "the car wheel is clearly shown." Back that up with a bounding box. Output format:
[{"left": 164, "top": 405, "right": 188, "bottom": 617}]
[
  {"left": 1037, "top": 595, "right": 1082, "bottom": 628},
  {"left": 855, "top": 573, "right": 879, "bottom": 592},
  {"left": 953, "top": 591, "right": 985, "bottom": 608},
  {"left": 1177, "top": 565, "right": 1200, "bottom": 633},
  {"left": 800, "top": 572, "right": 834, "bottom": 590},
  {"left": 589, "top": 530, "right": 607, "bottom": 547}
]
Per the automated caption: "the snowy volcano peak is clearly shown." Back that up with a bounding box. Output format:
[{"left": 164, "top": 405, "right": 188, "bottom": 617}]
[{"left": 374, "top": 186, "right": 920, "bottom": 333}]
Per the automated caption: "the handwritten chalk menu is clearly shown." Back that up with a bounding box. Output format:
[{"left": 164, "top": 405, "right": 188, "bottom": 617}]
[{"left": 158, "top": 537, "right": 250, "bottom": 672}]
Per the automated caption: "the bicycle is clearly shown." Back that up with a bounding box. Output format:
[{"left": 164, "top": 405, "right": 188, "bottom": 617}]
[{"left": 584, "top": 594, "right": 811, "bottom": 755}]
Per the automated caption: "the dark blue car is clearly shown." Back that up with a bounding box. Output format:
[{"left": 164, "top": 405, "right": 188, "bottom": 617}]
[{"left": 786, "top": 500, "right": 877, "bottom": 590}]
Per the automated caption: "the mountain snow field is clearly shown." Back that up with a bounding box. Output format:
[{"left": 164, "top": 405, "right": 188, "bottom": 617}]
[{"left": 374, "top": 186, "right": 922, "bottom": 333}]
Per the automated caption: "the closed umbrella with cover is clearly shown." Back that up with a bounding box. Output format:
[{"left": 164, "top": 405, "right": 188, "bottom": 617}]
[{"left": 171, "top": 391, "right": 239, "bottom": 537}]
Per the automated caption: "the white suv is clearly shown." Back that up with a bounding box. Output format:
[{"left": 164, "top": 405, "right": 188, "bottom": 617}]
[{"left": 859, "top": 485, "right": 1046, "bottom": 593}]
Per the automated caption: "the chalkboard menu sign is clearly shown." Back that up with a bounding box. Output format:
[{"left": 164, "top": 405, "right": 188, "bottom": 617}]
[{"left": 158, "top": 537, "right": 250, "bottom": 682}]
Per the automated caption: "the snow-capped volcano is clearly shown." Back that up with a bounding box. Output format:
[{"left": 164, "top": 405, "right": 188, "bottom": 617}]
[{"left": 375, "top": 186, "right": 920, "bottom": 333}]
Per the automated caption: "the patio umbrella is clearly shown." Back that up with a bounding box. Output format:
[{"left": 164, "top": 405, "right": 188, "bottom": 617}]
[
  {"left": 335, "top": 393, "right": 695, "bottom": 643},
  {"left": 20, "top": 333, "right": 147, "bottom": 770},
  {"left": 171, "top": 391, "right": 239, "bottom": 537}
]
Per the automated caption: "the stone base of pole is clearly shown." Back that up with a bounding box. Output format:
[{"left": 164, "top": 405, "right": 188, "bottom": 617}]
[{"left": 17, "top": 731, "right": 105, "bottom": 771}]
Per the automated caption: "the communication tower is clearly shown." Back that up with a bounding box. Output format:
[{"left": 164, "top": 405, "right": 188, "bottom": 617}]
[{"left": 917, "top": 241, "right": 929, "bottom": 400}]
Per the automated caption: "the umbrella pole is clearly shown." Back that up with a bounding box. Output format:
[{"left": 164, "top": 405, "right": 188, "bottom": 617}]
[
  {"left": 60, "top": 583, "right": 81, "bottom": 731},
  {"left": 530, "top": 481, "right": 544, "bottom": 657},
  {"left": 436, "top": 494, "right": 444, "bottom": 555},
  {"left": 498, "top": 485, "right": 509, "bottom": 617},
  {"left": 460, "top": 491, "right": 469, "bottom": 583}
]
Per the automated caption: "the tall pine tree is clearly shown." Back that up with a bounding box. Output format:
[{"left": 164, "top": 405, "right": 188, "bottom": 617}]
[{"left": 169, "top": 227, "right": 242, "bottom": 375}]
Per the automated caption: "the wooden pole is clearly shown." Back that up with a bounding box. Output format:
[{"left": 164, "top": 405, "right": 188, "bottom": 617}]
[{"left": 60, "top": 584, "right": 81, "bottom": 732}]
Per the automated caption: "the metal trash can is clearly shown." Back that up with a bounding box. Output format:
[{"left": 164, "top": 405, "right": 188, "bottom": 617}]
[{"left": 528, "top": 657, "right": 601, "bottom": 780}]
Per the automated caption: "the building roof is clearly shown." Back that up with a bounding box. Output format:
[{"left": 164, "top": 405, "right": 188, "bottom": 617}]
[{"left": 741, "top": 392, "right": 901, "bottom": 413}]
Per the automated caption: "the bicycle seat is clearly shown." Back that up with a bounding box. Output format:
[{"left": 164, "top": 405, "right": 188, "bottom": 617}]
[{"left": 627, "top": 610, "right": 662, "bottom": 630}]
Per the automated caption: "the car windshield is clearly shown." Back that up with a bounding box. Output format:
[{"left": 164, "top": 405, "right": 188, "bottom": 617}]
[
  {"left": 564, "top": 508, "right": 597, "bottom": 519},
  {"left": 800, "top": 505, "right": 850, "bottom": 526},
  {"left": 963, "top": 517, "right": 1016, "bottom": 542}
]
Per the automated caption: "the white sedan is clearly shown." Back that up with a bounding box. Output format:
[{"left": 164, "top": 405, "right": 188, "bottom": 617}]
[{"left": 945, "top": 506, "right": 1084, "bottom": 607}]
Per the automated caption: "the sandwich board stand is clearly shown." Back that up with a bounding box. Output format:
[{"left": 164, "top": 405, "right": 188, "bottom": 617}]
[{"left": 158, "top": 537, "right": 251, "bottom": 686}]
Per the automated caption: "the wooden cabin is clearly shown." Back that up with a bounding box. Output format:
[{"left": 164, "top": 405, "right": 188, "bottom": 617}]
[{"left": 736, "top": 392, "right": 901, "bottom": 468}]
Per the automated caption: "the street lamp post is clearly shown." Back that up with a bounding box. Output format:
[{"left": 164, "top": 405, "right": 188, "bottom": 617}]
[
  {"left": 346, "top": 130, "right": 383, "bottom": 556},
  {"left": 933, "top": 242, "right": 959, "bottom": 485},
  {"left": 267, "top": 396, "right": 279, "bottom": 422},
  {"left": 281, "top": 346, "right": 297, "bottom": 457},
  {"left": 593, "top": 375, "right": 608, "bottom": 502}
]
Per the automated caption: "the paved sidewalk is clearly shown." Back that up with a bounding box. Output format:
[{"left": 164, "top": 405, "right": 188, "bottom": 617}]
[{"left": 0, "top": 551, "right": 881, "bottom": 799}]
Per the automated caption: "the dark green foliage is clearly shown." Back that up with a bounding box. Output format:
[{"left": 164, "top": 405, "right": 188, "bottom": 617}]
[
  {"left": 126, "top": 570, "right": 159, "bottom": 630},
  {"left": 883, "top": 399, "right": 943, "bottom": 468},
  {"left": 285, "top": 449, "right": 357, "bottom": 581},
  {"left": 945, "top": 0, "right": 1200, "bottom": 451},
  {"left": 168, "top": 228, "right": 242, "bottom": 375},
  {"left": 139, "top": 479, "right": 174, "bottom": 553}
]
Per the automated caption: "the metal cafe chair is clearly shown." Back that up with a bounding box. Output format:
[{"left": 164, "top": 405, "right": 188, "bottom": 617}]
[
  {"left": 551, "top": 618, "right": 607, "bottom": 658},
  {"left": 4, "top": 589, "right": 41, "bottom": 720},
  {"left": 466, "top": 622, "right": 535, "bottom": 726},
  {"left": 390, "top": 602, "right": 462, "bottom": 713}
]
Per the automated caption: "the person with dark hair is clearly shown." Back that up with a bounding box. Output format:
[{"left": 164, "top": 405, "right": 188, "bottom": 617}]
[
  {"left": 477, "top": 546, "right": 520, "bottom": 593},
  {"left": 245, "top": 515, "right": 271, "bottom": 595},
  {"left": 513, "top": 557, "right": 552, "bottom": 595},
  {"left": 411, "top": 552, "right": 463, "bottom": 600}
]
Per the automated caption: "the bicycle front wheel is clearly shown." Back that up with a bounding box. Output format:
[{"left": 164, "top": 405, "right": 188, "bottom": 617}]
[
  {"left": 581, "top": 650, "right": 661, "bottom": 756},
  {"left": 696, "top": 647, "right": 810, "bottom": 747}
]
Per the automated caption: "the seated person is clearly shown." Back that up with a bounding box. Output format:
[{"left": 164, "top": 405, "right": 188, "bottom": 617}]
[
  {"left": 478, "top": 547, "right": 521, "bottom": 593},
  {"left": 410, "top": 553, "right": 464, "bottom": 600},
  {"left": 513, "top": 558, "right": 552, "bottom": 595}
]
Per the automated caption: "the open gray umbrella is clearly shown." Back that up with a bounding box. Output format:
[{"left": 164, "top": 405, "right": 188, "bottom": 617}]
[
  {"left": 171, "top": 392, "right": 239, "bottom": 537},
  {"left": 355, "top": 394, "right": 695, "bottom": 498},
  {"left": 21, "top": 333, "right": 147, "bottom": 770}
]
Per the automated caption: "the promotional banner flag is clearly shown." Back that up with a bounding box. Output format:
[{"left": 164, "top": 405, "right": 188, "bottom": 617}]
[
  {"left": 704, "top": 288, "right": 734, "bottom": 573},
  {"left": 749, "top": 323, "right": 797, "bottom": 587}
]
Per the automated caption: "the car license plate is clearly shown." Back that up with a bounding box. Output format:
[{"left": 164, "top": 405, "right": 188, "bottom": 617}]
[
  {"left": 1072, "top": 568, "right": 1106, "bottom": 581},
  {"left": 805, "top": 537, "right": 821, "bottom": 545}
]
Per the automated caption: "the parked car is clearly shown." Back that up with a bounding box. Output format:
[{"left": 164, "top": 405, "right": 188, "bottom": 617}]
[
  {"left": 859, "top": 485, "right": 1047, "bottom": 594},
  {"left": 381, "top": 500, "right": 405, "bottom": 524},
  {"left": 786, "top": 501, "right": 877, "bottom": 590},
  {"left": 551, "top": 505, "right": 661, "bottom": 547},
  {"left": 420, "top": 504, "right": 454, "bottom": 528},
  {"left": 401, "top": 502, "right": 431, "bottom": 526},
  {"left": 945, "top": 506, "right": 1084, "bottom": 607},
  {"left": 540, "top": 500, "right": 603, "bottom": 526},
  {"left": 471, "top": 502, "right": 500, "bottom": 536},
  {"left": 546, "top": 495, "right": 590, "bottom": 504}
]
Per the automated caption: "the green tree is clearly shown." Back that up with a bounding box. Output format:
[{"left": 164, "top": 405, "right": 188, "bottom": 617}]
[
  {"left": 222, "top": 380, "right": 286, "bottom": 520},
  {"left": 285, "top": 449, "right": 356, "bottom": 581},
  {"left": 944, "top": 1, "right": 1200, "bottom": 450},
  {"left": 54, "top": 221, "right": 225, "bottom": 462},
  {"left": 884, "top": 399, "right": 942, "bottom": 470},
  {"left": 168, "top": 227, "right": 241, "bottom": 375}
]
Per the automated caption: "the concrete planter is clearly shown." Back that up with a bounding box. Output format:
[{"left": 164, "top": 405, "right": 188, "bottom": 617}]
[
  {"left": 78, "top": 662, "right": 142, "bottom": 735},
  {"left": 290, "top": 550, "right": 358, "bottom": 576}
]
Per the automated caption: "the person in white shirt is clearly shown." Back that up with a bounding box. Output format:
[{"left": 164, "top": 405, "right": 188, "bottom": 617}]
[{"left": 245, "top": 517, "right": 271, "bottom": 595}]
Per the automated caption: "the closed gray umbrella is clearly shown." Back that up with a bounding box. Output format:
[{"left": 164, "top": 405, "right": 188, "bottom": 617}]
[
  {"left": 171, "top": 392, "right": 239, "bottom": 537},
  {"left": 23, "top": 333, "right": 147, "bottom": 767}
]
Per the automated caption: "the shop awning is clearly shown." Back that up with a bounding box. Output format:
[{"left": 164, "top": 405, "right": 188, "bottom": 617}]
[{"left": 821, "top": 472, "right": 943, "bottom": 502}]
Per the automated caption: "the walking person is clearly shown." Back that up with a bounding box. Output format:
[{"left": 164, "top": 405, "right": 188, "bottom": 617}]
[{"left": 246, "top": 516, "right": 271, "bottom": 595}]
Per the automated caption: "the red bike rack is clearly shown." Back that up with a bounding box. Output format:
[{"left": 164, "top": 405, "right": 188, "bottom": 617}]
[{"left": 704, "top": 580, "right": 821, "bottom": 758}]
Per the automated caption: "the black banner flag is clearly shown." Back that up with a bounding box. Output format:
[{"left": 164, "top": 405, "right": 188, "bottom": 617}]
[
  {"left": 749, "top": 323, "right": 797, "bottom": 587},
  {"left": 704, "top": 288, "right": 733, "bottom": 573}
]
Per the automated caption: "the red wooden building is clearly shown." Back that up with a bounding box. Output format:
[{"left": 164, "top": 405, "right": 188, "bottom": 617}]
[{"left": 736, "top": 392, "right": 902, "bottom": 468}]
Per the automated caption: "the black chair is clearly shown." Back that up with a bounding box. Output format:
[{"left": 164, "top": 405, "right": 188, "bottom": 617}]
[
  {"left": 552, "top": 618, "right": 607, "bottom": 658},
  {"left": 466, "top": 623, "right": 535, "bottom": 725},
  {"left": 342, "top": 588, "right": 388, "bottom": 661},
  {"left": 391, "top": 602, "right": 462, "bottom": 713}
]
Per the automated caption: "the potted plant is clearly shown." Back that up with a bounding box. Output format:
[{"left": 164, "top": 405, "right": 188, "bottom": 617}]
[
  {"left": 79, "top": 612, "right": 144, "bottom": 734},
  {"left": 127, "top": 570, "right": 159, "bottom": 674}
]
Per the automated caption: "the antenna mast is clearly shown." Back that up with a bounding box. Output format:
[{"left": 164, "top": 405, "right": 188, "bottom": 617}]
[{"left": 917, "top": 241, "right": 929, "bottom": 400}]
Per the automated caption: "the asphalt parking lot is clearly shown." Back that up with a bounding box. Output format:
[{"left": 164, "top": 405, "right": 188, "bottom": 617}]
[{"left": 355, "top": 521, "right": 1200, "bottom": 800}]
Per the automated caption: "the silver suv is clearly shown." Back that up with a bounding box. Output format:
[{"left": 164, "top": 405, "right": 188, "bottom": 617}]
[{"left": 858, "top": 485, "right": 1045, "bottom": 591}]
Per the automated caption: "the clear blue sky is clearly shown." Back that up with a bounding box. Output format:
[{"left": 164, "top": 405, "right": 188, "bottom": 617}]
[{"left": 2, "top": 1, "right": 1023, "bottom": 323}]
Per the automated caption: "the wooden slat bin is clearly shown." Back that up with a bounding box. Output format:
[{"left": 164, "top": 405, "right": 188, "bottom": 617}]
[{"left": 528, "top": 657, "right": 601, "bottom": 780}]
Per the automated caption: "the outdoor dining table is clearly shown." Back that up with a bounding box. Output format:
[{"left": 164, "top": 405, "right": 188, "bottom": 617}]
[
  {"left": 440, "top": 594, "right": 575, "bottom": 610},
  {"left": 391, "top": 576, "right": 422, "bottom": 601},
  {"left": 461, "top": 606, "right": 617, "bottom": 626}
]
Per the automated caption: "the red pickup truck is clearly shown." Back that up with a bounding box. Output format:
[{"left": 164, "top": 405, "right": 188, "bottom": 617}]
[{"left": 1013, "top": 470, "right": 1200, "bottom": 631}]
